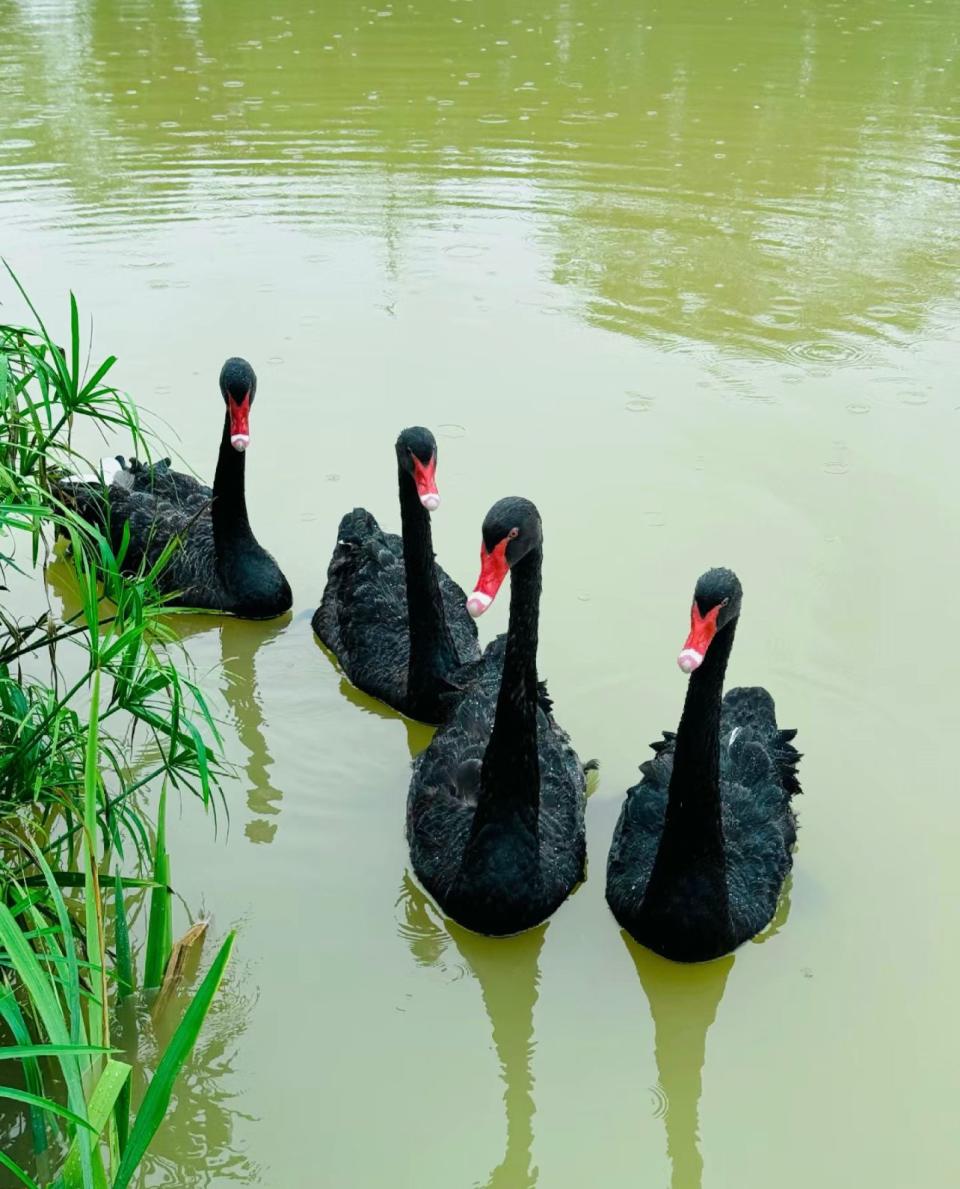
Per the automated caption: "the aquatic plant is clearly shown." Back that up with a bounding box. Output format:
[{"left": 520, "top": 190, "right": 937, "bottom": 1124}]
[{"left": 0, "top": 267, "right": 232, "bottom": 1188}]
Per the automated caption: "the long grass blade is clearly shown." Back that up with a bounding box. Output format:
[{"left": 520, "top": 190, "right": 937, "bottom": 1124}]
[
  {"left": 112, "top": 871, "right": 134, "bottom": 1001},
  {"left": 0, "top": 1045, "right": 111, "bottom": 1061},
  {"left": 0, "top": 1086, "right": 97, "bottom": 1131},
  {"left": 60, "top": 1060, "right": 131, "bottom": 1189},
  {"left": 0, "top": 984, "right": 48, "bottom": 1153},
  {"left": 112, "top": 932, "right": 235, "bottom": 1189},
  {"left": 143, "top": 787, "right": 172, "bottom": 990},
  {"left": 83, "top": 669, "right": 108, "bottom": 1053},
  {"left": 0, "top": 901, "right": 94, "bottom": 1189},
  {"left": 0, "top": 1151, "right": 41, "bottom": 1189}
]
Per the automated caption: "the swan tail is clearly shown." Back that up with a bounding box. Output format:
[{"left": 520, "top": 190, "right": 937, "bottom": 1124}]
[
  {"left": 724, "top": 687, "right": 802, "bottom": 799},
  {"left": 649, "top": 730, "right": 676, "bottom": 756},
  {"left": 53, "top": 456, "right": 131, "bottom": 529},
  {"left": 55, "top": 455, "right": 128, "bottom": 488},
  {"left": 638, "top": 732, "right": 676, "bottom": 786},
  {"left": 334, "top": 507, "right": 383, "bottom": 548},
  {"left": 774, "top": 729, "right": 803, "bottom": 796}
]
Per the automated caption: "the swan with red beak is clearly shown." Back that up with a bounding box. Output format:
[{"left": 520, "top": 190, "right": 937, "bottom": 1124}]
[
  {"left": 312, "top": 426, "right": 480, "bottom": 724},
  {"left": 606, "top": 566, "right": 804, "bottom": 963},
  {"left": 406, "top": 496, "right": 588, "bottom": 936}
]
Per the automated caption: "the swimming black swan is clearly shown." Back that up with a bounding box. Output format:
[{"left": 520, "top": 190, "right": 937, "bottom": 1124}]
[
  {"left": 406, "top": 497, "right": 587, "bottom": 936},
  {"left": 58, "top": 358, "right": 291, "bottom": 619},
  {"left": 605, "top": 568, "right": 802, "bottom": 962},
  {"left": 312, "top": 427, "right": 480, "bottom": 724}
]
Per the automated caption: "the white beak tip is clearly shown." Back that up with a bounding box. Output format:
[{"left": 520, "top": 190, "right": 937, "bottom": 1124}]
[
  {"left": 419, "top": 493, "right": 441, "bottom": 511},
  {"left": 466, "top": 591, "right": 492, "bottom": 618},
  {"left": 677, "top": 649, "right": 704, "bottom": 674},
  {"left": 230, "top": 435, "right": 250, "bottom": 452}
]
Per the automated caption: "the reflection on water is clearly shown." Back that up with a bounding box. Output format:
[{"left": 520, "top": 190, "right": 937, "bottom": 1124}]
[
  {"left": 623, "top": 882, "right": 793, "bottom": 1189},
  {"left": 627, "top": 941, "right": 734, "bottom": 1189},
  {"left": 217, "top": 615, "right": 289, "bottom": 844},
  {"left": 399, "top": 874, "right": 543, "bottom": 1188},
  {"left": 312, "top": 632, "right": 436, "bottom": 757},
  {"left": 1, "top": 0, "right": 957, "bottom": 353}
]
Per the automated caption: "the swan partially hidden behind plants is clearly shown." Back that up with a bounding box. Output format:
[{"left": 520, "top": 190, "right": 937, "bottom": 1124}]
[
  {"left": 407, "top": 497, "right": 588, "bottom": 936},
  {"left": 57, "top": 357, "right": 292, "bottom": 619},
  {"left": 606, "top": 568, "right": 802, "bottom": 963}
]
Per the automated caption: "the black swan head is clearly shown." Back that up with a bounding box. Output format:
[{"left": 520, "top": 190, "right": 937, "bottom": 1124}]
[
  {"left": 218, "top": 357, "right": 257, "bottom": 454},
  {"left": 677, "top": 567, "right": 743, "bottom": 674},
  {"left": 395, "top": 426, "right": 440, "bottom": 511},
  {"left": 466, "top": 497, "right": 542, "bottom": 618}
]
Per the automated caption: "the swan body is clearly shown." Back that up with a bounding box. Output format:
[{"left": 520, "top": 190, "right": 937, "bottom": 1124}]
[
  {"left": 313, "top": 428, "right": 480, "bottom": 723},
  {"left": 57, "top": 359, "right": 291, "bottom": 620},
  {"left": 606, "top": 568, "right": 801, "bottom": 962},
  {"left": 407, "top": 498, "right": 587, "bottom": 936}
]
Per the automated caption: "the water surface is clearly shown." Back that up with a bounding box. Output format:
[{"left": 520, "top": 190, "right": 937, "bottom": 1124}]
[{"left": 2, "top": 0, "right": 959, "bottom": 1185}]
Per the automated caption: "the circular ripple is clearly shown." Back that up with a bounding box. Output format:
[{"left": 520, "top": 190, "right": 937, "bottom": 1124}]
[
  {"left": 438, "top": 423, "right": 465, "bottom": 439},
  {"left": 650, "top": 1083, "right": 668, "bottom": 1119},
  {"left": 900, "top": 390, "right": 928, "bottom": 406},
  {"left": 444, "top": 244, "right": 485, "bottom": 259},
  {"left": 846, "top": 403, "right": 870, "bottom": 415},
  {"left": 787, "top": 340, "right": 864, "bottom": 366},
  {"left": 625, "top": 394, "right": 654, "bottom": 413}
]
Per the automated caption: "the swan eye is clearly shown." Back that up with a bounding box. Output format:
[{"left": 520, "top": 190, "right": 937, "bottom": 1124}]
[
  {"left": 507, "top": 527, "right": 519, "bottom": 540},
  {"left": 720, "top": 597, "right": 730, "bottom": 607}
]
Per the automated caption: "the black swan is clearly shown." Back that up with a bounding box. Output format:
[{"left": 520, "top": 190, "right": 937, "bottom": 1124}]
[
  {"left": 312, "top": 427, "right": 480, "bottom": 724},
  {"left": 605, "top": 568, "right": 802, "bottom": 962},
  {"left": 58, "top": 358, "right": 291, "bottom": 619},
  {"left": 406, "top": 497, "right": 587, "bottom": 936}
]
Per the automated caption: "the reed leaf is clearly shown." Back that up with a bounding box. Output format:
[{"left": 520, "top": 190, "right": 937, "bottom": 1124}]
[
  {"left": 112, "top": 932, "right": 235, "bottom": 1189},
  {"left": 143, "top": 787, "right": 171, "bottom": 990}
]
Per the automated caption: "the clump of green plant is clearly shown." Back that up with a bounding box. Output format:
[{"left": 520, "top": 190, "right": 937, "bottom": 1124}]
[{"left": 0, "top": 266, "right": 233, "bottom": 1189}]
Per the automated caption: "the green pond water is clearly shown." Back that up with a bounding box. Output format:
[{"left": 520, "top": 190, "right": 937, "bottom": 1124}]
[{"left": 2, "top": 0, "right": 959, "bottom": 1185}]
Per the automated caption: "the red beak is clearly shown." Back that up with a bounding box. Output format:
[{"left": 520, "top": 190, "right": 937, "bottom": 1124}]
[
  {"left": 678, "top": 602, "right": 720, "bottom": 673},
  {"left": 411, "top": 454, "right": 440, "bottom": 511},
  {"left": 466, "top": 538, "right": 509, "bottom": 618},
  {"left": 228, "top": 394, "right": 251, "bottom": 452}
]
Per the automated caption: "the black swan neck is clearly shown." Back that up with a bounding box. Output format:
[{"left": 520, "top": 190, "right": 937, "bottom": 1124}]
[
  {"left": 474, "top": 547, "right": 542, "bottom": 826},
  {"left": 398, "top": 464, "right": 458, "bottom": 713},
  {"left": 212, "top": 412, "right": 254, "bottom": 555},
  {"left": 646, "top": 618, "right": 738, "bottom": 905}
]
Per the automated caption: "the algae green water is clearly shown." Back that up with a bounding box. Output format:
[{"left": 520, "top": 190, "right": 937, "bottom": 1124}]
[{"left": 2, "top": 0, "right": 959, "bottom": 1185}]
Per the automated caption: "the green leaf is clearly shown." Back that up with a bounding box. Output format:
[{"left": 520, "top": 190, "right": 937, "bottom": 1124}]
[
  {"left": 60, "top": 1060, "right": 131, "bottom": 1189},
  {"left": 0, "top": 1045, "right": 111, "bottom": 1060},
  {"left": 83, "top": 668, "right": 107, "bottom": 1052},
  {"left": 112, "top": 871, "right": 134, "bottom": 1001},
  {"left": 0, "top": 877, "right": 94, "bottom": 1189},
  {"left": 143, "top": 787, "right": 171, "bottom": 990},
  {"left": 0, "top": 984, "right": 47, "bottom": 1153},
  {"left": 112, "top": 932, "right": 234, "bottom": 1189},
  {"left": 0, "top": 1086, "right": 97, "bottom": 1132},
  {"left": 0, "top": 1151, "right": 40, "bottom": 1189},
  {"left": 21, "top": 873, "right": 158, "bottom": 891}
]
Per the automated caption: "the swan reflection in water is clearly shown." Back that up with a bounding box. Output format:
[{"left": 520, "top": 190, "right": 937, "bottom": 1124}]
[
  {"left": 216, "top": 614, "right": 290, "bottom": 844},
  {"left": 312, "top": 632, "right": 435, "bottom": 756},
  {"left": 398, "top": 873, "right": 543, "bottom": 1188},
  {"left": 623, "top": 879, "right": 793, "bottom": 1189},
  {"left": 44, "top": 556, "right": 290, "bottom": 844}
]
